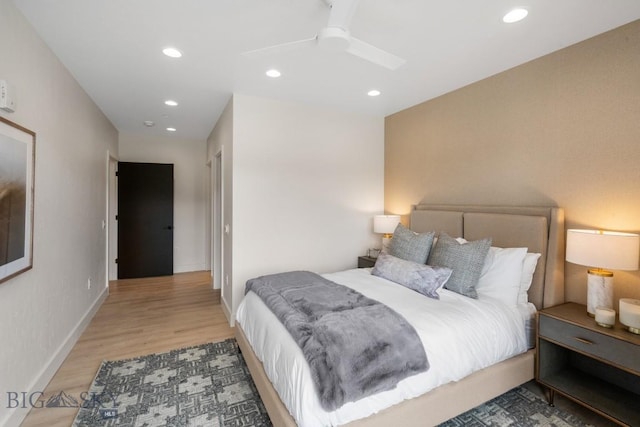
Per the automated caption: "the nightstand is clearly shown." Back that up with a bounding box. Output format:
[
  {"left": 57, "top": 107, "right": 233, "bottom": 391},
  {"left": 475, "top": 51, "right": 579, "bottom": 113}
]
[
  {"left": 357, "top": 256, "right": 377, "bottom": 268},
  {"left": 537, "top": 302, "right": 640, "bottom": 426}
]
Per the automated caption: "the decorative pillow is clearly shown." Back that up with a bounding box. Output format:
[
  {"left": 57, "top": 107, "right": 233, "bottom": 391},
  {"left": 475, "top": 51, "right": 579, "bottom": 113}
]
[
  {"left": 475, "top": 246, "right": 528, "bottom": 307},
  {"left": 427, "top": 233, "right": 492, "bottom": 298},
  {"left": 371, "top": 252, "right": 452, "bottom": 299},
  {"left": 518, "top": 253, "right": 541, "bottom": 305},
  {"left": 388, "top": 223, "right": 435, "bottom": 264}
]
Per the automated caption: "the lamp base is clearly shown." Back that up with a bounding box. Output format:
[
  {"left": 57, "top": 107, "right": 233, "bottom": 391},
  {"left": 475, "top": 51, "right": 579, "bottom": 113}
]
[
  {"left": 381, "top": 235, "right": 392, "bottom": 253},
  {"left": 586, "top": 269, "right": 613, "bottom": 317}
]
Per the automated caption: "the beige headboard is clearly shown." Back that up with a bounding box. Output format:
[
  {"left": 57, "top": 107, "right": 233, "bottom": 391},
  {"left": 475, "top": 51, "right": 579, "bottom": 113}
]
[{"left": 410, "top": 204, "right": 565, "bottom": 309}]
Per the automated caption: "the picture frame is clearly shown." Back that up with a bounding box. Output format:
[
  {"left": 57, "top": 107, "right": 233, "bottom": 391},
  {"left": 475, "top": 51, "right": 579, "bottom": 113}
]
[{"left": 0, "top": 117, "right": 35, "bottom": 284}]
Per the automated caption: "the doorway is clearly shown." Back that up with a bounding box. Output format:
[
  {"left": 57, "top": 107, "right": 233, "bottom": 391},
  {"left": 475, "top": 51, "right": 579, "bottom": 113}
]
[
  {"left": 107, "top": 155, "right": 118, "bottom": 281},
  {"left": 117, "top": 162, "right": 174, "bottom": 279},
  {"left": 213, "top": 151, "right": 223, "bottom": 292}
]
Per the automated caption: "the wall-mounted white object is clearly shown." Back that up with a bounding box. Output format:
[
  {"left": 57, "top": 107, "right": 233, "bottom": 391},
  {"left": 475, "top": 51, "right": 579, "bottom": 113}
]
[
  {"left": 566, "top": 229, "right": 640, "bottom": 316},
  {"left": 0, "top": 80, "right": 16, "bottom": 113},
  {"left": 373, "top": 215, "right": 400, "bottom": 252}
]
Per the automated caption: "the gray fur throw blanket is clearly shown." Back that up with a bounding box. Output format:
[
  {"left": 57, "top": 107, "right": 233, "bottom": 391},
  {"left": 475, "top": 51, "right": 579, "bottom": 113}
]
[{"left": 245, "top": 270, "right": 428, "bottom": 411}]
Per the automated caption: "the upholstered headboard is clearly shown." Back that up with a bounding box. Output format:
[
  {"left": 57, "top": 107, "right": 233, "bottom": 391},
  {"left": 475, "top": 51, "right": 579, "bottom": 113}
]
[{"left": 410, "top": 204, "right": 565, "bottom": 309}]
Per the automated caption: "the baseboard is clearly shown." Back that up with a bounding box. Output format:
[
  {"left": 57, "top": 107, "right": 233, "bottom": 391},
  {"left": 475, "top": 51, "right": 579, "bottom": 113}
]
[
  {"left": 174, "top": 264, "right": 207, "bottom": 274},
  {"left": 222, "top": 297, "right": 234, "bottom": 327},
  {"left": 4, "top": 286, "right": 108, "bottom": 427}
]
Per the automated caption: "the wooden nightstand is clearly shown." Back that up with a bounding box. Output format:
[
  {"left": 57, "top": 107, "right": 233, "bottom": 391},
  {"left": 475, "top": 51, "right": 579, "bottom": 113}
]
[
  {"left": 357, "top": 256, "right": 377, "bottom": 268},
  {"left": 537, "top": 302, "right": 640, "bottom": 426}
]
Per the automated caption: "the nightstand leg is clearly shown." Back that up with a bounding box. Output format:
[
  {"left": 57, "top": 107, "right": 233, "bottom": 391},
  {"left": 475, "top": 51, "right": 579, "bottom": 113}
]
[{"left": 547, "top": 389, "right": 555, "bottom": 407}]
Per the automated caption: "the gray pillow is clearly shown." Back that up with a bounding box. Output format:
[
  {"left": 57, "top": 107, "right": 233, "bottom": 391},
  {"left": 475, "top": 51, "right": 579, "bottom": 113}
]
[
  {"left": 372, "top": 253, "right": 452, "bottom": 299},
  {"left": 427, "top": 233, "right": 492, "bottom": 298},
  {"left": 388, "top": 223, "right": 435, "bottom": 264}
]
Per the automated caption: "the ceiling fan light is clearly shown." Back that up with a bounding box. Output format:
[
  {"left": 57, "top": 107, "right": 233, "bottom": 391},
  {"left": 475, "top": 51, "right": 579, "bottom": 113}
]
[{"left": 318, "top": 27, "right": 351, "bottom": 51}]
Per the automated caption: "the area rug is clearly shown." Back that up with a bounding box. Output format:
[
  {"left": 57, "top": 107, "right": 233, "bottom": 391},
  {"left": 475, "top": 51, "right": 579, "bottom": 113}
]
[
  {"left": 439, "top": 386, "right": 593, "bottom": 426},
  {"left": 73, "top": 339, "right": 270, "bottom": 426},
  {"left": 75, "top": 339, "right": 592, "bottom": 427}
]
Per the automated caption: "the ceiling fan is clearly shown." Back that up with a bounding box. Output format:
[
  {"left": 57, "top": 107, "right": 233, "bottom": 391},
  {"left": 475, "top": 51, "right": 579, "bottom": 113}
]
[{"left": 242, "top": 0, "right": 406, "bottom": 70}]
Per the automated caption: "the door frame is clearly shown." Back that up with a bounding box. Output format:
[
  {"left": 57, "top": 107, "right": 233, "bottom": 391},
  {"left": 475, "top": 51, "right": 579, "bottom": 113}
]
[
  {"left": 205, "top": 160, "right": 212, "bottom": 274},
  {"left": 106, "top": 152, "right": 118, "bottom": 285},
  {"left": 212, "top": 150, "right": 223, "bottom": 291}
]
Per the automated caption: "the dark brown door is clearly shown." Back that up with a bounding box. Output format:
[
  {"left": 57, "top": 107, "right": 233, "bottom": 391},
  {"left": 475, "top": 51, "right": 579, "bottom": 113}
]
[{"left": 117, "top": 162, "right": 173, "bottom": 279}]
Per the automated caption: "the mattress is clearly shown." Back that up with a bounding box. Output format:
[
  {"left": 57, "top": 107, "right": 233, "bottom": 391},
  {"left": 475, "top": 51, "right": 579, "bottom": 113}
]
[{"left": 236, "top": 268, "right": 528, "bottom": 427}]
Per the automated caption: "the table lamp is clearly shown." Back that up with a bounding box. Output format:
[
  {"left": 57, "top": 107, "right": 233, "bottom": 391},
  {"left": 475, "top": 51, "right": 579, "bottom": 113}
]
[
  {"left": 373, "top": 215, "right": 400, "bottom": 252},
  {"left": 566, "top": 229, "right": 640, "bottom": 316}
]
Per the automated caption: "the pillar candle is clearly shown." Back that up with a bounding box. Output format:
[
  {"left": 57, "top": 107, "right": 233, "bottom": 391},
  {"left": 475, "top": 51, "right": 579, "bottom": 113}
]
[
  {"left": 619, "top": 298, "right": 640, "bottom": 330},
  {"left": 594, "top": 307, "right": 615, "bottom": 327}
]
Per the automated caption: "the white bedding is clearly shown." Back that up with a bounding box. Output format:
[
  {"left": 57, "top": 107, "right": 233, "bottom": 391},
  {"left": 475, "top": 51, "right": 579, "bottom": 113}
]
[
  {"left": 236, "top": 268, "right": 528, "bottom": 427},
  {"left": 517, "top": 301, "right": 538, "bottom": 349}
]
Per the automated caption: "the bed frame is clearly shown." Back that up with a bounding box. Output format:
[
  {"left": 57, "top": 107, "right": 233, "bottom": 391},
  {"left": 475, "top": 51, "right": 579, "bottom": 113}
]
[{"left": 236, "top": 204, "right": 565, "bottom": 426}]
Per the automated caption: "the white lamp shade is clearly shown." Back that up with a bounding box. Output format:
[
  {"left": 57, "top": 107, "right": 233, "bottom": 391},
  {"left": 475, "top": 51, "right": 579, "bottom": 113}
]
[
  {"left": 373, "top": 215, "right": 400, "bottom": 234},
  {"left": 566, "top": 229, "right": 640, "bottom": 271}
]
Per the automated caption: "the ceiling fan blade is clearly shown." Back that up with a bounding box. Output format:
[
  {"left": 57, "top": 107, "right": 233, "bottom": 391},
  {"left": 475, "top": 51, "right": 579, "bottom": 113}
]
[
  {"left": 346, "top": 37, "right": 406, "bottom": 70},
  {"left": 242, "top": 36, "right": 317, "bottom": 58},
  {"left": 327, "top": 0, "right": 360, "bottom": 30}
]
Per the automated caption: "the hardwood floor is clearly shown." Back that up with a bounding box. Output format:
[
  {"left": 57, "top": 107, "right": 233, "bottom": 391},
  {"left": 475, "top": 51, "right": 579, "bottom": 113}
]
[{"left": 20, "top": 271, "right": 233, "bottom": 427}]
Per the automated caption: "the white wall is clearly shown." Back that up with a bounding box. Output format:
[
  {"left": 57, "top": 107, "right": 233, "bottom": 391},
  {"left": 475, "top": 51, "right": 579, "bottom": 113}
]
[
  {"left": 229, "top": 94, "right": 384, "bottom": 321},
  {"left": 206, "top": 99, "right": 234, "bottom": 319},
  {"left": 0, "top": 0, "right": 119, "bottom": 425},
  {"left": 119, "top": 133, "right": 208, "bottom": 274}
]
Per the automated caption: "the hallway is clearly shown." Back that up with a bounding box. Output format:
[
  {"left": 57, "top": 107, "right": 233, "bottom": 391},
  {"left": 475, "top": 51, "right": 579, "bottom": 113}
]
[{"left": 20, "top": 271, "right": 232, "bottom": 427}]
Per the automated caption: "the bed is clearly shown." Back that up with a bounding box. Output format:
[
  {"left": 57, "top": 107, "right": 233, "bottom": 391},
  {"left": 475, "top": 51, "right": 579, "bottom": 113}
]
[{"left": 235, "top": 204, "right": 565, "bottom": 426}]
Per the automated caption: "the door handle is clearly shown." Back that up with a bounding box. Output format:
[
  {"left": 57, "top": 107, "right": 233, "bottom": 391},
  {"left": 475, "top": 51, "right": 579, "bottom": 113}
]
[{"left": 165, "top": 226, "right": 173, "bottom": 230}]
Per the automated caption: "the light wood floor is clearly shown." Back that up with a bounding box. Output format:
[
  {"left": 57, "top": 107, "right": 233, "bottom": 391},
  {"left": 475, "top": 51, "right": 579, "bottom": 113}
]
[{"left": 20, "top": 271, "right": 233, "bottom": 427}]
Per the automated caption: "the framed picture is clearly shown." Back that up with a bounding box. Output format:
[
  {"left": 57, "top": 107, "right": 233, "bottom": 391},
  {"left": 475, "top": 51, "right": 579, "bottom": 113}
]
[{"left": 0, "top": 117, "right": 35, "bottom": 284}]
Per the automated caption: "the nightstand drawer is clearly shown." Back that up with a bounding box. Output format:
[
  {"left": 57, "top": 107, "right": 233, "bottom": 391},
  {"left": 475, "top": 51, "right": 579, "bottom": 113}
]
[{"left": 539, "top": 315, "right": 640, "bottom": 373}]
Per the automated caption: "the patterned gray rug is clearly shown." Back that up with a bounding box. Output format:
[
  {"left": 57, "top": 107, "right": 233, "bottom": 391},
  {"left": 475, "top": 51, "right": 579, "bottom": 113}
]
[
  {"left": 75, "top": 339, "right": 591, "bottom": 427},
  {"left": 439, "top": 386, "right": 593, "bottom": 426},
  {"left": 73, "top": 339, "right": 270, "bottom": 426}
]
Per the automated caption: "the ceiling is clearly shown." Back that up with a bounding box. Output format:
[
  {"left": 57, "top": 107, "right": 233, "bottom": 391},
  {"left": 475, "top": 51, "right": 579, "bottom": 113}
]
[{"left": 12, "top": 0, "right": 640, "bottom": 141}]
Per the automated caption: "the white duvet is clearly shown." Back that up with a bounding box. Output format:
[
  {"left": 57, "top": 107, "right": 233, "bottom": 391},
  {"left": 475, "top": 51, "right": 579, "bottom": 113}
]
[{"left": 235, "top": 268, "right": 528, "bottom": 427}]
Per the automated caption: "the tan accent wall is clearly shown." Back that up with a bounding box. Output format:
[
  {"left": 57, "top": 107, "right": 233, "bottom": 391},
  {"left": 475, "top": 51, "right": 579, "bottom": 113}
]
[{"left": 385, "top": 20, "right": 640, "bottom": 304}]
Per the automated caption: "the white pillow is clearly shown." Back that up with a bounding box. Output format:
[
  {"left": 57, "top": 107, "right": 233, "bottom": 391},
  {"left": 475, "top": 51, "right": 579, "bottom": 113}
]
[
  {"left": 517, "top": 253, "right": 541, "bottom": 305},
  {"left": 475, "top": 246, "right": 528, "bottom": 307}
]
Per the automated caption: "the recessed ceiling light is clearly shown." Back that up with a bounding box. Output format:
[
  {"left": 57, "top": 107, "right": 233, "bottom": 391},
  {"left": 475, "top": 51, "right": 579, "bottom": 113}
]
[
  {"left": 162, "top": 47, "right": 182, "bottom": 58},
  {"left": 164, "top": 100, "right": 178, "bottom": 106},
  {"left": 503, "top": 8, "right": 528, "bottom": 23},
  {"left": 266, "top": 69, "right": 281, "bottom": 78},
  {"left": 367, "top": 90, "right": 381, "bottom": 97},
  {"left": 166, "top": 127, "right": 177, "bottom": 132},
  {"left": 143, "top": 120, "right": 155, "bottom": 127}
]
